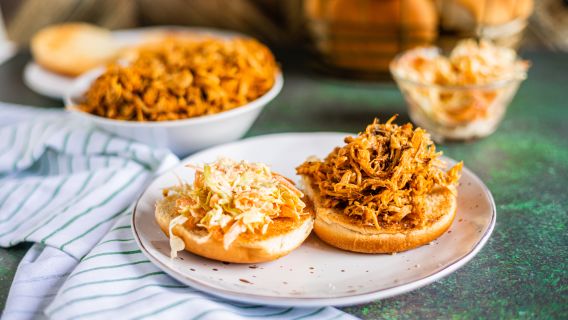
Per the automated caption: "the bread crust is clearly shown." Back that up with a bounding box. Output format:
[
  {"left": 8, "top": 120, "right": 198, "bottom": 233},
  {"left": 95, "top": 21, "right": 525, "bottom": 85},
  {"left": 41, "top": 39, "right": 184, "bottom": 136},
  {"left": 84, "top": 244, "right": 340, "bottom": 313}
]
[
  {"left": 155, "top": 193, "right": 314, "bottom": 263},
  {"left": 301, "top": 176, "right": 457, "bottom": 253},
  {"left": 31, "top": 23, "right": 117, "bottom": 77}
]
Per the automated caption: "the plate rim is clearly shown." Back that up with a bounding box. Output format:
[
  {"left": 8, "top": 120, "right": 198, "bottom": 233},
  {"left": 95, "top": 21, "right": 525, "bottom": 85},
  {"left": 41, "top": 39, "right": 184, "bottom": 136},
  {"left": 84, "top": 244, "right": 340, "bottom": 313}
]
[
  {"left": 23, "top": 62, "right": 73, "bottom": 99},
  {"left": 131, "top": 132, "right": 496, "bottom": 307}
]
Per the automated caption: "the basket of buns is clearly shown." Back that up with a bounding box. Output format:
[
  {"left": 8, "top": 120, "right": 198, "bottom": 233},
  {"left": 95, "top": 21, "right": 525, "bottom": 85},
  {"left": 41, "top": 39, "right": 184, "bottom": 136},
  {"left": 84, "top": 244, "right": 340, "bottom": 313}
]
[{"left": 302, "top": 0, "right": 533, "bottom": 79}]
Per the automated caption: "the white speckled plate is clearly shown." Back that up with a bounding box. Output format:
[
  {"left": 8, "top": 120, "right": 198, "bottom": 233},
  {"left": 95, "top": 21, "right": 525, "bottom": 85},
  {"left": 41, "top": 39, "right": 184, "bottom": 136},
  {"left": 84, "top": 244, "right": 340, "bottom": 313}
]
[
  {"left": 132, "top": 133, "right": 496, "bottom": 307},
  {"left": 24, "top": 26, "right": 244, "bottom": 99}
]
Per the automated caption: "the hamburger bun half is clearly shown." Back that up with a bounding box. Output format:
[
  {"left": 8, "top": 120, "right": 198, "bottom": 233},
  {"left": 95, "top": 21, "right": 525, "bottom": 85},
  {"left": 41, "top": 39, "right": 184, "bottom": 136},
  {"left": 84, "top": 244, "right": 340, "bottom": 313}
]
[
  {"left": 31, "top": 23, "right": 118, "bottom": 77},
  {"left": 301, "top": 175, "right": 457, "bottom": 253},
  {"left": 155, "top": 192, "right": 315, "bottom": 264}
]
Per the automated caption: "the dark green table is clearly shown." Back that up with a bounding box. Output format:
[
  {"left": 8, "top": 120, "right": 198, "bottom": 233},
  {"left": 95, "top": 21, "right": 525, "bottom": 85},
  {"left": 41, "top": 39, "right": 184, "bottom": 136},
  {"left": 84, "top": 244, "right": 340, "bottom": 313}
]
[{"left": 1, "top": 51, "right": 566, "bottom": 318}]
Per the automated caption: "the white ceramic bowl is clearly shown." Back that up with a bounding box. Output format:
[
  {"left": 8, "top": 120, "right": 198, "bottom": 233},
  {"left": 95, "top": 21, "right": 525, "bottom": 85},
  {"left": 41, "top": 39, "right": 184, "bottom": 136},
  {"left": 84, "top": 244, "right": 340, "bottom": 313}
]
[{"left": 64, "top": 67, "right": 283, "bottom": 157}]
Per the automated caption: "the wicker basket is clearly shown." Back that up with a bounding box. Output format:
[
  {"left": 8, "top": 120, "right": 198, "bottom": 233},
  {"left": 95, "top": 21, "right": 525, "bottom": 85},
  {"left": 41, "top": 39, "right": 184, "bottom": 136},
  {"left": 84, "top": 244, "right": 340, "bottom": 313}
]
[{"left": 303, "top": 0, "right": 532, "bottom": 79}]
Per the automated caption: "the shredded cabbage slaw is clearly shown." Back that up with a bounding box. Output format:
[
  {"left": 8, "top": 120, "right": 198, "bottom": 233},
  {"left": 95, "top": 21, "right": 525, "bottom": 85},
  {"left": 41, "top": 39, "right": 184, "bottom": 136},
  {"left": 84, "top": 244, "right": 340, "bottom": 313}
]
[
  {"left": 165, "top": 158, "right": 306, "bottom": 256},
  {"left": 391, "top": 40, "right": 529, "bottom": 129}
]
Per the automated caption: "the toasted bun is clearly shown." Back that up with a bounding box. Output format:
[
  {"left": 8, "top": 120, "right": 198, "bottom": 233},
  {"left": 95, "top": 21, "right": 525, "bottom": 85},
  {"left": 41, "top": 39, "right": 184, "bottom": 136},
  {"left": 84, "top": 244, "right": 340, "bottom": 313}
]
[
  {"left": 155, "top": 194, "right": 314, "bottom": 263},
  {"left": 31, "top": 23, "right": 118, "bottom": 77},
  {"left": 301, "top": 176, "right": 457, "bottom": 253}
]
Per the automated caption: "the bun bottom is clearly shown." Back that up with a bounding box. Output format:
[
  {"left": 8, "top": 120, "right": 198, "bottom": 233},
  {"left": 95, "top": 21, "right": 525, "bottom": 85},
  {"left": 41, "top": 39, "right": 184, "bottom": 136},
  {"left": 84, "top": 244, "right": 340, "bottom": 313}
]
[
  {"left": 155, "top": 194, "right": 314, "bottom": 263},
  {"left": 302, "top": 176, "right": 457, "bottom": 253}
]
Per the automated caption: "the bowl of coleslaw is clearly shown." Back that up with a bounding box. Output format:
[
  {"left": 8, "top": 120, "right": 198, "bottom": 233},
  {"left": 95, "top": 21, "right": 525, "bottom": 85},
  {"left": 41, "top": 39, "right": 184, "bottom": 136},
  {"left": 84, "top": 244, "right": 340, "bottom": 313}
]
[{"left": 390, "top": 39, "right": 529, "bottom": 142}]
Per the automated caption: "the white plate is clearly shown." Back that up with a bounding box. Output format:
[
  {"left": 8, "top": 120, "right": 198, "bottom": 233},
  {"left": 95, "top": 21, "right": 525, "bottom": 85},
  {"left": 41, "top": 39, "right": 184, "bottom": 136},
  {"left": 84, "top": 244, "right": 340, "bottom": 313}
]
[
  {"left": 23, "top": 26, "right": 244, "bottom": 99},
  {"left": 132, "top": 133, "right": 496, "bottom": 307},
  {"left": 23, "top": 62, "right": 75, "bottom": 99}
]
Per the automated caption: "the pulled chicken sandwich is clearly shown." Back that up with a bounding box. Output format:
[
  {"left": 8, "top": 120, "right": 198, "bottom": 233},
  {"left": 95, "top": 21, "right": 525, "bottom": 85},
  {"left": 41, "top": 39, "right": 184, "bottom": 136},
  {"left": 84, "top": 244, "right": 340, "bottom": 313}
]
[{"left": 297, "top": 116, "right": 463, "bottom": 253}]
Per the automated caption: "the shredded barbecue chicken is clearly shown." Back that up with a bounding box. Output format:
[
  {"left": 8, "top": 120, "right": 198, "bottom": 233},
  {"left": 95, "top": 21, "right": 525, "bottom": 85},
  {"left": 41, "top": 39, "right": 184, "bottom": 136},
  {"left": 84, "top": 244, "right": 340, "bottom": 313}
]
[{"left": 297, "top": 116, "right": 462, "bottom": 229}]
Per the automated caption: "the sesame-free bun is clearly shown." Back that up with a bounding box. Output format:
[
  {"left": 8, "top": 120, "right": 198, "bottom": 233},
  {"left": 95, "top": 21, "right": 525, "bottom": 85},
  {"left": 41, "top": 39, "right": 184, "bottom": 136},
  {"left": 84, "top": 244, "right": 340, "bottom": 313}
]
[
  {"left": 31, "top": 23, "right": 118, "bottom": 77},
  {"left": 301, "top": 176, "right": 457, "bottom": 253},
  {"left": 155, "top": 193, "right": 314, "bottom": 264}
]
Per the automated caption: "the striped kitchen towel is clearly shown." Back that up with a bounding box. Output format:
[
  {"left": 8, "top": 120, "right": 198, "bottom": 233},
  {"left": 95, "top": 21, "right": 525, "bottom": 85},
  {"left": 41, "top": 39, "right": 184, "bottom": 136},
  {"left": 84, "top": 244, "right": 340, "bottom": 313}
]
[{"left": 0, "top": 103, "right": 354, "bottom": 320}]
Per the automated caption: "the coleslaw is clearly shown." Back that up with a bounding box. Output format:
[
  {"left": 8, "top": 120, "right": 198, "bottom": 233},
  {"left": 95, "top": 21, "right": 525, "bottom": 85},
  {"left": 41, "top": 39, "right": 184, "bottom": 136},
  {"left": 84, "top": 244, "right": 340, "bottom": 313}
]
[{"left": 165, "top": 158, "right": 306, "bottom": 255}]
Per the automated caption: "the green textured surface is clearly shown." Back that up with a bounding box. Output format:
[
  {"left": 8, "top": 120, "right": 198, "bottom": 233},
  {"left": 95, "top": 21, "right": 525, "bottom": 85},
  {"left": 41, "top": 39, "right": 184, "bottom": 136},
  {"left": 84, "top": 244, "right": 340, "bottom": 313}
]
[
  {"left": 1, "top": 51, "right": 567, "bottom": 318},
  {"left": 0, "top": 244, "right": 30, "bottom": 308}
]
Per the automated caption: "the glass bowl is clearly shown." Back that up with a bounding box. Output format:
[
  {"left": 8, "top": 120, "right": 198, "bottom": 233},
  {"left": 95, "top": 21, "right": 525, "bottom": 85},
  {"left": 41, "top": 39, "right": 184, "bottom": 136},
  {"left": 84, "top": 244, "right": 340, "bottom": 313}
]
[{"left": 390, "top": 56, "right": 526, "bottom": 142}]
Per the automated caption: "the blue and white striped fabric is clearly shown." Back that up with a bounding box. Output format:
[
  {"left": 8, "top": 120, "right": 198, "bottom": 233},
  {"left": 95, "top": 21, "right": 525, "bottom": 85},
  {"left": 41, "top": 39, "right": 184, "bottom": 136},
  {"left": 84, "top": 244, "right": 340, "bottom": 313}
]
[{"left": 0, "top": 103, "right": 354, "bottom": 320}]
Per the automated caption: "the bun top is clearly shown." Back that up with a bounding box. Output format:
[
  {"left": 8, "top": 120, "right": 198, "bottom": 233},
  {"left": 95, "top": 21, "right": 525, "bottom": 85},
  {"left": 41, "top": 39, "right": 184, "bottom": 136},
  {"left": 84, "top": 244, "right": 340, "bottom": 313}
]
[
  {"left": 30, "top": 23, "right": 117, "bottom": 76},
  {"left": 448, "top": 0, "right": 533, "bottom": 26},
  {"left": 32, "top": 23, "right": 110, "bottom": 48},
  {"left": 297, "top": 117, "right": 462, "bottom": 229}
]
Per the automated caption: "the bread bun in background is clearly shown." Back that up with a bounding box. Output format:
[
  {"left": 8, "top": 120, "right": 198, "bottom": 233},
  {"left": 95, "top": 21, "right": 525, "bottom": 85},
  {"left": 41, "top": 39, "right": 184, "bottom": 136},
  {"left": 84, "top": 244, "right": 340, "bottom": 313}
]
[
  {"left": 156, "top": 193, "right": 314, "bottom": 263},
  {"left": 301, "top": 175, "right": 457, "bottom": 254},
  {"left": 31, "top": 23, "right": 118, "bottom": 77},
  {"left": 438, "top": 0, "right": 533, "bottom": 49},
  {"left": 439, "top": 0, "right": 533, "bottom": 28}
]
